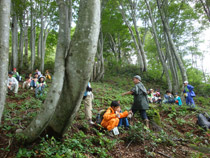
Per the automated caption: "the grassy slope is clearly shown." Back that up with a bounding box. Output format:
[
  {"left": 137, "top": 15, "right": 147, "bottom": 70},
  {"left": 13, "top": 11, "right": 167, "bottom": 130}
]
[{"left": 0, "top": 75, "right": 210, "bottom": 158}]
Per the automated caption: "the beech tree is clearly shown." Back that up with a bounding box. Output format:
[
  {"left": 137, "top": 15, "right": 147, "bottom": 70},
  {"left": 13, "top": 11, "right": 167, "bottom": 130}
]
[
  {"left": 0, "top": 0, "right": 11, "bottom": 123},
  {"left": 19, "top": 0, "right": 101, "bottom": 143}
]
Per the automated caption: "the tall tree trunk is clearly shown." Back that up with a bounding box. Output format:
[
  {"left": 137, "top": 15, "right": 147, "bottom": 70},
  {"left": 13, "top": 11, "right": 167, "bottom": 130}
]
[
  {"left": 145, "top": 0, "right": 172, "bottom": 91},
  {"left": 20, "top": 0, "right": 70, "bottom": 143},
  {"left": 30, "top": 0, "right": 36, "bottom": 72},
  {"left": 11, "top": 7, "right": 18, "bottom": 69},
  {"left": 19, "top": 17, "right": 25, "bottom": 71},
  {"left": 40, "top": 2, "right": 44, "bottom": 73},
  {"left": 164, "top": 31, "right": 179, "bottom": 93},
  {"left": 38, "top": 32, "right": 41, "bottom": 59},
  {"left": 119, "top": 2, "right": 144, "bottom": 72},
  {"left": 20, "top": 0, "right": 100, "bottom": 143},
  {"left": 47, "top": 0, "right": 100, "bottom": 137},
  {"left": 200, "top": 0, "right": 210, "bottom": 23},
  {"left": 0, "top": 0, "right": 11, "bottom": 123},
  {"left": 156, "top": 0, "right": 187, "bottom": 82},
  {"left": 24, "top": 12, "right": 29, "bottom": 67},
  {"left": 128, "top": 0, "right": 147, "bottom": 71}
]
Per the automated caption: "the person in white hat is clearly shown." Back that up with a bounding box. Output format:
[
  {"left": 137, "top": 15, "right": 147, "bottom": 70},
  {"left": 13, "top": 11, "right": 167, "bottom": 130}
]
[{"left": 183, "top": 81, "right": 196, "bottom": 108}]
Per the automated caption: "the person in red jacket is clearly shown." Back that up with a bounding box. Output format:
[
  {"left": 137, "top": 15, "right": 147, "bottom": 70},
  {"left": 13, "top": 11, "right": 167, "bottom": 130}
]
[{"left": 101, "top": 101, "right": 132, "bottom": 132}]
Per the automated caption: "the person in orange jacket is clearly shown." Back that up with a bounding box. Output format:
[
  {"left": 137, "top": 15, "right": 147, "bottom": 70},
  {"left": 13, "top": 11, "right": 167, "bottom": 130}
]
[{"left": 101, "top": 101, "right": 132, "bottom": 131}]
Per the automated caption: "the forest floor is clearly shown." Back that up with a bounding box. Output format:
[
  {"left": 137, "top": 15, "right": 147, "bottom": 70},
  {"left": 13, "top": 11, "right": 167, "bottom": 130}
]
[{"left": 0, "top": 75, "right": 210, "bottom": 158}]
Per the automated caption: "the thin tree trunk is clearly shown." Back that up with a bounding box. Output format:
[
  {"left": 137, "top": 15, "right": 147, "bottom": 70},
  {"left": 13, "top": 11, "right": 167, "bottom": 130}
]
[
  {"left": 119, "top": 2, "right": 144, "bottom": 72},
  {"left": 156, "top": 0, "right": 187, "bottom": 82},
  {"left": 19, "top": 17, "right": 25, "bottom": 70},
  {"left": 40, "top": 2, "right": 44, "bottom": 73},
  {"left": 30, "top": 0, "right": 36, "bottom": 72},
  {"left": 47, "top": 0, "right": 101, "bottom": 137},
  {"left": 24, "top": 12, "right": 29, "bottom": 67},
  {"left": 128, "top": 0, "right": 147, "bottom": 71},
  {"left": 145, "top": 0, "right": 172, "bottom": 91},
  {"left": 12, "top": 7, "right": 18, "bottom": 69},
  {"left": 164, "top": 31, "right": 179, "bottom": 93},
  {"left": 0, "top": 0, "right": 11, "bottom": 123}
]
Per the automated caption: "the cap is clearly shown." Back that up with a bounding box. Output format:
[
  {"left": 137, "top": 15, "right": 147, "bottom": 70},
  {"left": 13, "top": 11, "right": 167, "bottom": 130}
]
[
  {"left": 134, "top": 75, "right": 141, "bottom": 81},
  {"left": 184, "top": 81, "right": 188, "bottom": 84}
]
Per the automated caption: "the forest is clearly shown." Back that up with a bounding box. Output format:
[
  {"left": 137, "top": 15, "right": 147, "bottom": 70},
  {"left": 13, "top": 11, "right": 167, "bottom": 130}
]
[{"left": 0, "top": 0, "right": 210, "bottom": 157}]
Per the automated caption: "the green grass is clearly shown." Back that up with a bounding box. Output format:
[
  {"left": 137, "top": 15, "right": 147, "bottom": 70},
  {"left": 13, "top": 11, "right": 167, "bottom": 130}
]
[{"left": 1, "top": 75, "right": 210, "bottom": 158}]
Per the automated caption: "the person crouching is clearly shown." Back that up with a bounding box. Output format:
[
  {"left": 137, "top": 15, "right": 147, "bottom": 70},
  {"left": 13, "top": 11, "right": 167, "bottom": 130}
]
[{"left": 101, "top": 101, "right": 132, "bottom": 133}]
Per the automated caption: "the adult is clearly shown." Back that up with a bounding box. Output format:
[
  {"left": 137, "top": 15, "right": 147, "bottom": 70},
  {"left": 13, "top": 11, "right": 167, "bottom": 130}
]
[
  {"left": 122, "top": 75, "right": 149, "bottom": 128},
  {"left": 163, "top": 91, "right": 175, "bottom": 104},
  {"left": 35, "top": 68, "right": 42, "bottom": 77},
  {"left": 183, "top": 81, "right": 196, "bottom": 108},
  {"left": 83, "top": 82, "right": 94, "bottom": 124},
  {"left": 7, "top": 72, "right": 19, "bottom": 94}
]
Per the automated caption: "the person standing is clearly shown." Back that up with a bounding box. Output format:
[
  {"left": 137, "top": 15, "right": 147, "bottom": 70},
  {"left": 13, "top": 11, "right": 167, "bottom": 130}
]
[
  {"left": 7, "top": 72, "right": 19, "bottom": 94},
  {"left": 183, "top": 81, "right": 196, "bottom": 108},
  {"left": 83, "top": 82, "right": 94, "bottom": 124},
  {"left": 122, "top": 75, "right": 149, "bottom": 128}
]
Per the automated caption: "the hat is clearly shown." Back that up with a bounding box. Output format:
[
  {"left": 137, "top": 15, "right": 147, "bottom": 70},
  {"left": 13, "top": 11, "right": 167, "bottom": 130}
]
[
  {"left": 34, "top": 72, "right": 38, "bottom": 75},
  {"left": 13, "top": 68, "right": 16, "bottom": 71},
  {"left": 134, "top": 75, "right": 141, "bottom": 81},
  {"left": 183, "top": 81, "right": 188, "bottom": 84},
  {"left": 8, "top": 71, "right": 13, "bottom": 75},
  {"left": 39, "top": 75, "right": 45, "bottom": 79},
  {"left": 111, "top": 101, "right": 120, "bottom": 107}
]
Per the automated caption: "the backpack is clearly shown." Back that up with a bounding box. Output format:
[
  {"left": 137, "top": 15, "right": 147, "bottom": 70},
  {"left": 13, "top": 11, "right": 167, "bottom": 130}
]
[
  {"left": 197, "top": 113, "right": 210, "bottom": 130},
  {"left": 96, "top": 109, "right": 107, "bottom": 124}
]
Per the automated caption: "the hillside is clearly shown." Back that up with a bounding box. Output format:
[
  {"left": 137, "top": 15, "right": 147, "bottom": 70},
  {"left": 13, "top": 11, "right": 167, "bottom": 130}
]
[{"left": 0, "top": 75, "right": 210, "bottom": 158}]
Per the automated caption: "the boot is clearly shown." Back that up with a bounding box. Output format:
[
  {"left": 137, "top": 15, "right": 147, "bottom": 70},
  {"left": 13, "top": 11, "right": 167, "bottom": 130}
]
[{"left": 144, "top": 119, "right": 150, "bottom": 128}]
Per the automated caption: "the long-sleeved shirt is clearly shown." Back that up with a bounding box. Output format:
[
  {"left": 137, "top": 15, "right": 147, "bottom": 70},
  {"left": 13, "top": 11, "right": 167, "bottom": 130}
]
[{"left": 7, "top": 77, "right": 18, "bottom": 86}]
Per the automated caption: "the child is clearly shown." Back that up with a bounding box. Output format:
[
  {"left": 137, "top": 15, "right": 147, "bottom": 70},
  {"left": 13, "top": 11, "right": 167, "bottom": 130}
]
[
  {"left": 122, "top": 75, "right": 149, "bottom": 128},
  {"left": 147, "top": 89, "right": 154, "bottom": 103},
  {"left": 22, "top": 76, "right": 31, "bottom": 89},
  {"left": 83, "top": 82, "right": 94, "bottom": 124},
  {"left": 30, "top": 73, "right": 39, "bottom": 89},
  {"left": 7, "top": 72, "right": 19, "bottom": 94},
  {"left": 174, "top": 93, "right": 182, "bottom": 106},
  {"left": 13, "top": 68, "right": 20, "bottom": 81},
  {"left": 35, "top": 76, "right": 46, "bottom": 97},
  {"left": 101, "top": 101, "right": 131, "bottom": 133},
  {"left": 45, "top": 70, "right": 52, "bottom": 80},
  {"left": 116, "top": 105, "right": 130, "bottom": 129},
  {"left": 29, "top": 73, "right": 33, "bottom": 80},
  {"left": 154, "top": 90, "right": 162, "bottom": 103}
]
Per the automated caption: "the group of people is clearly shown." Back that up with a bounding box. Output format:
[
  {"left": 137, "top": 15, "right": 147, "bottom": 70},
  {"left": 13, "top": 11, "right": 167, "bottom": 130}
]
[
  {"left": 7, "top": 68, "right": 52, "bottom": 98},
  {"left": 147, "top": 89, "right": 162, "bottom": 104},
  {"left": 84, "top": 75, "right": 196, "bottom": 136}
]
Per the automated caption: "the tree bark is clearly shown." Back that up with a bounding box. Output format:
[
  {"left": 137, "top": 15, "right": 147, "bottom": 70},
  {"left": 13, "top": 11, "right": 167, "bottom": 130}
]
[
  {"left": 30, "top": 0, "right": 36, "bottom": 72},
  {"left": 20, "top": 0, "right": 70, "bottom": 143},
  {"left": 19, "top": 17, "right": 25, "bottom": 70},
  {"left": 128, "top": 0, "right": 147, "bottom": 71},
  {"left": 11, "top": 6, "right": 18, "bottom": 69},
  {"left": 48, "top": 0, "right": 101, "bottom": 137},
  {"left": 145, "top": 0, "right": 172, "bottom": 92},
  {"left": 40, "top": 2, "right": 44, "bottom": 73},
  {"left": 156, "top": 0, "right": 187, "bottom": 82},
  {"left": 0, "top": 0, "right": 11, "bottom": 123},
  {"left": 119, "top": 2, "right": 144, "bottom": 72},
  {"left": 20, "top": 0, "right": 100, "bottom": 143},
  {"left": 24, "top": 12, "right": 29, "bottom": 67}
]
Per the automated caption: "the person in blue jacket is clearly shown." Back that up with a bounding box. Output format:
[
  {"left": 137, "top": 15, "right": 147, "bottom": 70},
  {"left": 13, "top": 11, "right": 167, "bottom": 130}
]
[{"left": 183, "top": 81, "right": 196, "bottom": 108}]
